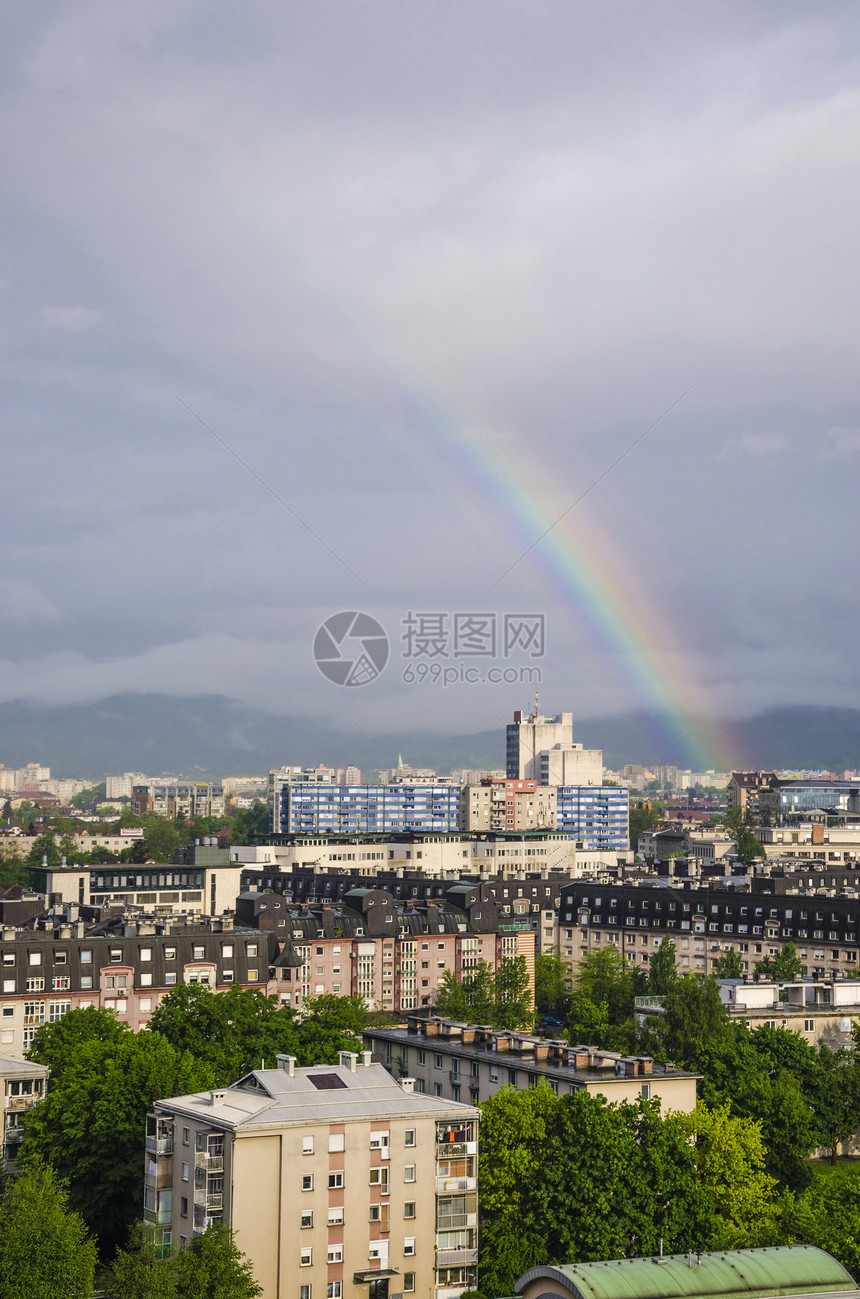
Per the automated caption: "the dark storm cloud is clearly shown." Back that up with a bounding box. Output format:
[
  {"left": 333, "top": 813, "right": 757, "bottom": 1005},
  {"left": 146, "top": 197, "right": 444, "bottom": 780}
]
[{"left": 1, "top": 1, "right": 859, "bottom": 732}]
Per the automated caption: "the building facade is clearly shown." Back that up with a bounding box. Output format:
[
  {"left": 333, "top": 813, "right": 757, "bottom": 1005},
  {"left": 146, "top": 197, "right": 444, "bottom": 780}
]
[
  {"left": 506, "top": 710, "right": 603, "bottom": 787},
  {"left": 147, "top": 1052, "right": 480, "bottom": 1299},
  {"left": 555, "top": 785, "right": 629, "bottom": 850},
  {"left": 276, "top": 784, "right": 463, "bottom": 836},
  {"left": 131, "top": 783, "right": 226, "bottom": 820},
  {"left": 0, "top": 1053, "right": 49, "bottom": 1170},
  {"left": 364, "top": 1019, "right": 698, "bottom": 1113}
]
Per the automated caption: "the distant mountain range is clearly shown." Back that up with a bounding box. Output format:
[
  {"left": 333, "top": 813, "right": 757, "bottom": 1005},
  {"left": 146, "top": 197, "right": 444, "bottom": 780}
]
[{"left": 0, "top": 694, "right": 858, "bottom": 779}]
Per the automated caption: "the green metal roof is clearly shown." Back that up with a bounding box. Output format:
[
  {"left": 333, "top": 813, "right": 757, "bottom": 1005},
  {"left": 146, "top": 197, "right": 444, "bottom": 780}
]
[{"left": 517, "top": 1248, "right": 857, "bottom": 1299}]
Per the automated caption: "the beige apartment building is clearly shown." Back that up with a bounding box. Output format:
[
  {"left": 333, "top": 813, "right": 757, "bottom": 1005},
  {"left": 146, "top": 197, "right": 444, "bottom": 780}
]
[
  {"left": 506, "top": 710, "right": 603, "bottom": 787},
  {"left": 460, "top": 780, "right": 556, "bottom": 833},
  {"left": 147, "top": 1051, "right": 479, "bottom": 1299}
]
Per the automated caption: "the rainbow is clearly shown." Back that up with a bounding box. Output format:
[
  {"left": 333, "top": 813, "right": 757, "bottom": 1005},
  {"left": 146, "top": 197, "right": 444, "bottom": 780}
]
[{"left": 391, "top": 381, "right": 739, "bottom": 773}]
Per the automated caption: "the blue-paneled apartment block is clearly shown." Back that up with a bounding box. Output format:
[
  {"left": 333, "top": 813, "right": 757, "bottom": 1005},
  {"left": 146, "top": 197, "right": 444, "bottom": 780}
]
[
  {"left": 278, "top": 784, "right": 462, "bottom": 835},
  {"left": 555, "top": 785, "right": 628, "bottom": 850}
]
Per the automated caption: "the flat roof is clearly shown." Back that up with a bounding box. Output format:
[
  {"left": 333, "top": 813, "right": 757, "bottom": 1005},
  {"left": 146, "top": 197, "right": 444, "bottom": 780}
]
[{"left": 363, "top": 1028, "right": 697, "bottom": 1087}]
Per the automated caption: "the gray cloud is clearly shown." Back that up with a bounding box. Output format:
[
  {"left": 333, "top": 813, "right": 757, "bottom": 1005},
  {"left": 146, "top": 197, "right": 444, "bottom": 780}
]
[{"left": 1, "top": 2, "right": 859, "bottom": 745}]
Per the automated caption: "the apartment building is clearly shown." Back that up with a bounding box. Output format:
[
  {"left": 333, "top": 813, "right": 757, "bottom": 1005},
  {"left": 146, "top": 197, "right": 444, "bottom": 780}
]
[
  {"left": 365, "top": 1018, "right": 698, "bottom": 1113},
  {"left": 241, "top": 888, "right": 536, "bottom": 1014},
  {"left": 147, "top": 1051, "right": 480, "bottom": 1299},
  {"left": 555, "top": 785, "right": 629, "bottom": 851},
  {"left": 0, "top": 918, "right": 275, "bottom": 1058},
  {"left": 106, "top": 772, "right": 149, "bottom": 800},
  {"left": 715, "top": 978, "right": 860, "bottom": 1049},
  {"left": 0, "top": 1054, "right": 49, "bottom": 1170},
  {"left": 276, "top": 784, "right": 462, "bottom": 836},
  {"left": 460, "top": 779, "right": 556, "bottom": 833},
  {"left": 559, "top": 880, "right": 860, "bottom": 981},
  {"left": 131, "top": 783, "right": 226, "bottom": 820}
]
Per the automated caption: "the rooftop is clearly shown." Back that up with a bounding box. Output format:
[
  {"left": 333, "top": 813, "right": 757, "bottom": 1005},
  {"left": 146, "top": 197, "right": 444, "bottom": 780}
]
[
  {"left": 0, "top": 1054, "right": 50, "bottom": 1077},
  {"left": 517, "top": 1247, "right": 856, "bottom": 1299},
  {"left": 155, "top": 1056, "right": 479, "bottom": 1130}
]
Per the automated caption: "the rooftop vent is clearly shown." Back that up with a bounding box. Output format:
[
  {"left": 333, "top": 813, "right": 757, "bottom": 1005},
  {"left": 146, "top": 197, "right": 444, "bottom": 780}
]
[
  {"left": 275, "top": 1054, "right": 296, "bottom": 1077},
  {"left": 400, "top": 1078, "right": 415, "bottom": 1093}
]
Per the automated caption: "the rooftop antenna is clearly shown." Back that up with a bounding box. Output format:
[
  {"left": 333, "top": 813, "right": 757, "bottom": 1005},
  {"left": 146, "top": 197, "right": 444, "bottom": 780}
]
[{"left": 533, "top": 689, "right": 540, "bottom": 719}]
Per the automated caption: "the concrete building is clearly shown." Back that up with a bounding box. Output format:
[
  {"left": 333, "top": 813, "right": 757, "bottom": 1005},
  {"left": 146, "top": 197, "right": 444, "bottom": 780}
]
[
  {"left": 726, "top": 772, "right": 780, "bottom": 817},
  {"left": 714, "top": 978, "right": 860, "bottom": 1049},
  {"left": 0, "top": 1053, "right": 49, "bottom": 1170},
  {"left": 460, "top": 780, "right": 557, "bottom": 833},
  {"left": 276, "top": 784, "right": 462, "bottom": 836},
  {"left": 506, "top": 710, "right": 602, "bottom": 787},
  {"left": 515, "top": 1247, "right": 857, "bottom": 1299},
  {"left": 28, "top": 848, "right": 246, "bottom": 918},
  {"left": 131, "top": 783, "right": 226, "bottom": 820},
  {"left": 106, "top": 772, "right": 149, "bottom": 800},
  {"left": 241, "top": 888, "right": 536, "bottom": 1014},
  {"left": 365, "top": 1018, "right": 697, "bottom": 1113},
  {"left": 555, "top": 785, "right": 629, "bottom": 851},
  {"left": 147, "top": 1052, "right": 480, "bottom": 1299},
  {"left": 0, "top": 917, "right": 274, "bottom": 1058}
]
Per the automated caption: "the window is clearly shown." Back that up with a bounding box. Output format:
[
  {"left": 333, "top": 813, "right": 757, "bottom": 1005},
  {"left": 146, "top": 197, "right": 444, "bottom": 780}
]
[
  {"left": 300, "top": 1247, "right": 312, "bottom": 1266},
  {"left": 369, "top": 1132, "right": 389, "bottom": 1150},
  {"left": 140, "top": 947, "right": 152, "bottom": 962},
  {"left": 404, "top": 1128, "right": 416, "bottom": 1147},
  {"left": 641, "top": 1083, "right": 650, "bottom": 1100},
  {"left": 804, "top": 1019, "right": 816, "bottom": 1033},
  {"left": 140, "top": 971, "right": 153, "bottom": 987},
  {"left": 328, "top": 1172, "right": 343, "bottom": 1189},
  {"left": 246, "top": 944, "right": 258, "bottom": 957},
  {"left": 327, "top": 1285, "right": 342, "bottom": 1299},
  {"left": 404, "top": 1201, "right": 416, "bottom": 1218},
  {"left": 28, "top": 952, "right": 42, "bottom": 967},
  {"left": 165, "top": 972, "right": 177, "bottom": 986},
  {"left": 109, "top": 949, "right": 122, "bottom": 964},
  {"left": 404, "top": 1237, "right": 415, "bottom": 1255},
  {"left": 165, "top": 947, "right": 176, "bottom": 961},
  {"left": 403, "top": 1274, "right": 415, "bottom": 1293},
  {"left": 182, "top": 1128, "right": 190, "bottom": 1146},
  {"left": 300, "top": 1288, "right": 311, "bottom": 1299},
  {"left": 404, "top": 1165, "right": 416, "bottom": 1183},
  {"left": 327, "top": 1246, "right": 343, "bottom": 1264},
  {"left": 327, "top": 1207, "right": 343, "bottom": 1225},
  {"left": 222, "top": 944, "right": 233, "bottom": 958},
  {"left": 302, "top": 1136, "right": 314, "bottom": 1155},
  {"left": 328, "top": 1133, "right": 345, "bottom": 1153},
  {"left": 181, "top": 1196, "right": 188, "bottom": 1218},
  {"left": 301, "top": 1174, "right": 314, "bottom": 1191},
  {"left": 247, "top": 969, "right": 258, "bottom": 982},
  {"left": 181, "top": 1162, "right": 189, "bottom": 1181},
  {"left": 369, "top": 1168, "right": 389, "bottom": 1192},
  {"left": 434, "top": 1053, "right": 443, "bottom": 1068},
  {"left": 301, "top": 1210, "right": 313, "bottom": 1228}
]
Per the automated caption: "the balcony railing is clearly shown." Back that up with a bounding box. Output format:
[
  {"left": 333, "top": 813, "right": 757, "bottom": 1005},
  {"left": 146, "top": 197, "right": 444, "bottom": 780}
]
[
  {"left": 145, "top": 1135, "right": 174, "bottom": 1156},
  {"left": 194, "top": 1150, "right": 224, "bottom": 1170},
  {"left": 143, "top": 1205, "right": 172, "bottom": 1226},
  {"left": 435, "top": 1247, "right": 479, "bottom": 1268},
  {"left": 436, "top": 1141, "right": 476, "bottom": 1158},
  {"left": 6, "top": 1096, "right": 38, "bottom": 1112},
  {"left": 436, "top": 1175, "right": 477, "bottom": 1192}
]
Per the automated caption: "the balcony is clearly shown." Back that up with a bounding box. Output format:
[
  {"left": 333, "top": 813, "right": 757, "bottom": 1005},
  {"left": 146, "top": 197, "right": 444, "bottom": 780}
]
[
  {"left": 435, "top": 1248, "right": 479, "bottom": 1268},
  {"left": 194, "top": 1150, "right": 224, "bottom": 1171},
  {"left": 6, "top": 1096, "right": 38, "bottom": 1112},
  {"left": 143, "top": 1204, "right": 172, "bottom": 1226},
  {"left": 144, "top": 1159, "right": 174, "bottom": 1190},
  {"left": 145, "top": 1134, "right": 174, "bottom": 1156},
  {"left": 436, "top": 1141, "right": 476, "bottom": 1158},
  {"left": 436, "top": 1175, "right": 477, "bottom": 1192}
]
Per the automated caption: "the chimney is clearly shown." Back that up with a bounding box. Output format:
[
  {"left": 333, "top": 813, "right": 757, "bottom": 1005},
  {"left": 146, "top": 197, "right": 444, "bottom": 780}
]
[
  {"left": 276, "top": 1055, "right": 296, "bottom": 1077},
  {"left": 209, "top": 1090, "right": 227, "bottom": 1104},
  {"left": 400, "top": 1077, "right": 415, "bottom": 1092},
  {"left": 339, "top": 1051, "right": 358, "bottom": 1073},
  {"left": 360, "top": 1051, "right": 373, "bottom": 1067}
]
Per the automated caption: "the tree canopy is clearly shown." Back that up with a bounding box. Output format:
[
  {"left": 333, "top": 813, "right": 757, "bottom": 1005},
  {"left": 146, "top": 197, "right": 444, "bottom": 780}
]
[
  {"left": 434, "top": 956, "right": 533, "bottom": 1030},
  {"left": 0, "top": 1160, "right": 98, "bottom": 1299}
]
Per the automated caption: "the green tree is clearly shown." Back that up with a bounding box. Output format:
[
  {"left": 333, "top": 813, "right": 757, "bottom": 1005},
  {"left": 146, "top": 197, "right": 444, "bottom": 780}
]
[
  {"left": 478, "top": 1087, "right": 708, "bottom": 1295},
  {"left": 566, "top": 992, "right": 611, "bottom": 1048},
  {"left": 629, "top": 801, "right": 665, "bottom": 851},
  {"left": 0, "top": 1160, "right": 98, "bottom": 1299},
  {"left": 22, "top": 1031, "right": 214, "bottom": 1255},
  {"left": 26, "top": 830, "right": 60, "bottom": 867},
  {"left": 661, "top": 974, "right": 733, "bottom": 1066},
  {"left": 780, "top": 1166, "right": 860, "bottom": 1280},
  {"left": 28, "top": 1003, "right": 130, "bottom": 1079},
  {"left": 754, "top": 941, "right": 804, "bottom": 982},
  {"left": 676, "top": 1103, "right": 778, "bottom": 1248},
  {"left": 534, "top": 949, "right": 571, "bottom": 1019},
  {"left": 174, "top": 1222, "right": 262, "bottom": 1299},
  {"left": 648, "top": 936, "right": 677, "bottom": 996},
  {"left": 493, "top": 955, "right": 533, "bottom": 1030},
  {"left": 228, "top": 800, "right": 269, "bottom": 844},
  {"left": 808, "top": 1045, "right": 860, "bottom": 1164},
  {"left": 435, "top": 962, "right": 496, "bottom": 1026},
  {"left": 575, "top": 946, "right": 644, "bottom": 1024},
  {"left": 712, "top": 948, "right": 744, "bottom": 978},
  {"left": 71, "top": 781, "right": 107, "bottom": 810},
  {"left": 107, "top": 1223, "right": 179, "bottom": 1299}
]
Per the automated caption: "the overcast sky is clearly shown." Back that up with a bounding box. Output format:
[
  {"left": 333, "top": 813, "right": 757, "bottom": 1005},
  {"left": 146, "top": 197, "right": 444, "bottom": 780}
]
[{"left": 2, "top": 1, "right": 859, "bottom": 746}]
